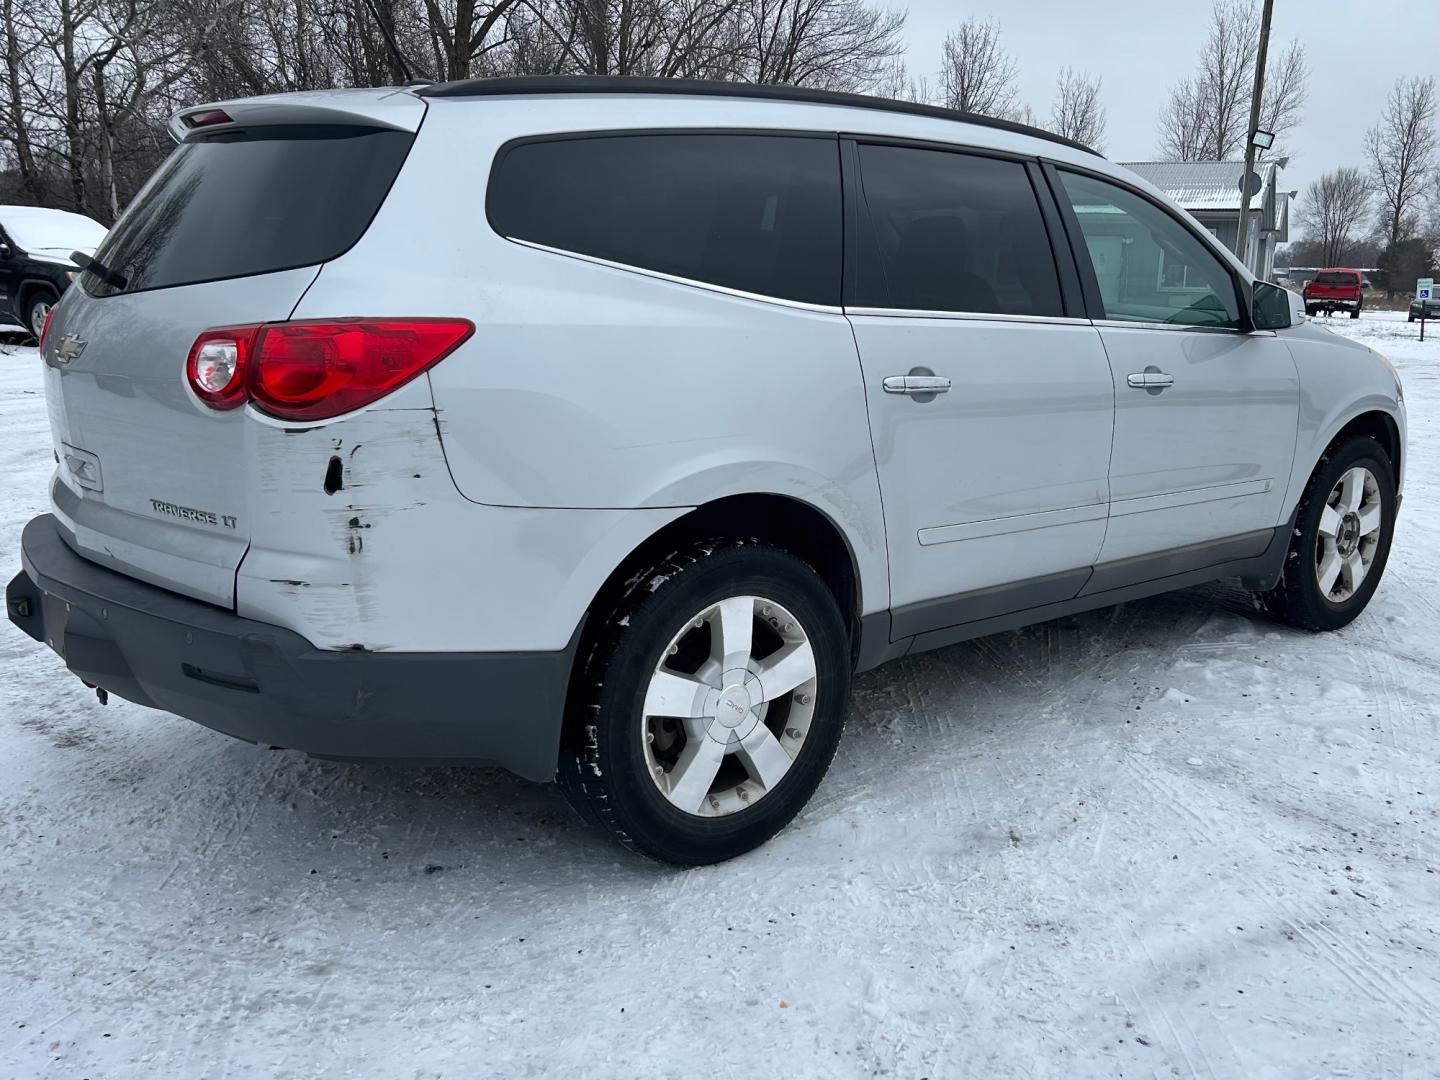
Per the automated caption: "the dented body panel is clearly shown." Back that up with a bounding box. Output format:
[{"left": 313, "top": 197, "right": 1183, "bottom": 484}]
[
  {"left": 233, "top": 374, "right": 687, "bottom": 651},
  {"left": 291, "top": 96, "right": 895, "bottom": 616}
]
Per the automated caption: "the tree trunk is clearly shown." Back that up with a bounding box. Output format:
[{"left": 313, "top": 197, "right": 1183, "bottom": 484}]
[
  {"left": 1, "top": 0, "right": 41, "bottom": 201},
  {"left": 93, "top": 60, "right": 118, "bottom": 222},
  {"left": 59, "top": 0, "right": 88, "bottom": 213}
]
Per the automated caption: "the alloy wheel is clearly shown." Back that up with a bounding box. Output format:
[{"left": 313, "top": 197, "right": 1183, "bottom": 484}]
[
  {"left": 1314, "top": 466, "right": 1382, "bottom": 603},
  {"left": 28, "top": 298, "right": 52, "bottom": 340},
  {"left": 640, "top": 595, "right": 818, "bottom": 817}
]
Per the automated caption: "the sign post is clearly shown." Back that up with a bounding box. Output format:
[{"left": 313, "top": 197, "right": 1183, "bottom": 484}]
[{"left": 1420, "top": 278, "right": 1434, "bottom": 342}]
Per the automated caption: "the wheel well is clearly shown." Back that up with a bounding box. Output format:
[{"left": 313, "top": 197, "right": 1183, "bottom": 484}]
[
  {"left": 590, "top": 494, "right": 861, "bottom": 638},
  {"left": 18, "top": 278, "right": 60, "bottom": 304},
  {"left": 1330, "top": 411, "right": 1401, "bottom": 483},
  {"left": 17, "top": 279, "right": 59, "bottom": 325}
]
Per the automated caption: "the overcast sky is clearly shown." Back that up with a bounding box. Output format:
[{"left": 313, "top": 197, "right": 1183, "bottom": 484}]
[{"left": 898, "top": 0, "right": 1438, "bottom": 237}]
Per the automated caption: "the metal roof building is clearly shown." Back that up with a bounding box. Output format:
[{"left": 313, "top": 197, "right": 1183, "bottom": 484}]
[{"left": 1120, "top": 160, "right": 1292, "bottom": 282}]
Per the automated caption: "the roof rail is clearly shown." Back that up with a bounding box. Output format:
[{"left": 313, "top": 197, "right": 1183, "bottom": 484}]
[{"left": 413, "top": 75, "right": 1101, "bottom": 156}]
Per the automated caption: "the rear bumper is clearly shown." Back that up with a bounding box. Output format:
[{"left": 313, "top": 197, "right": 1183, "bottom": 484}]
[
  {"left": 7, "top": 514, "right": 577, "bottom": 781},
  {"left": 1305, "top": 297, "right": 1361, "bottom": 308}
]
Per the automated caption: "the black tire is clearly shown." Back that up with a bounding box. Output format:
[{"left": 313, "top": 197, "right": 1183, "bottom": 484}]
[
  {"left": 23, "top": 286, "right": 58, "bottom": 341},
  {"left": 1350, "top": 306, "right": 1361, "bottom": 319},
  {"left": 1305, "top": 306, "right": 1316, "bottom": 317},
  {"left": 1257, "top": 436, "right": 1396, "bottom": 631},
  {"left": 558, "top": 538, "right": 850, "bottom": 865}
]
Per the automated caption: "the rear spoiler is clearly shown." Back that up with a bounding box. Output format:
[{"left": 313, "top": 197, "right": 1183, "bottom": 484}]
[{"left": 168, "top": 90, "right": 426, "bottom": 143}]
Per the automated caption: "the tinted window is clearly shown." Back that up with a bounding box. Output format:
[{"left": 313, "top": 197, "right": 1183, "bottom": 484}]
[
  {"left": 854, "top": 144, "right": 1062, "bottom": 316},
  {"left": 488, "top": 134, "right": 841, "bottom": 305},
  {"left": 1058, "top": 171, "right": 1242, "bottom": 329},
  {"left": 87, "top": 126, "right": 414, "bottom": 297},
  {"left": 1314, "top": 271, "right": 1360, "bottom": 285}
]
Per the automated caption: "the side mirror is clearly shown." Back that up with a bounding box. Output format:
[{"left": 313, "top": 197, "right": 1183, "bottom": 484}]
[
  {"left": 1287, "top": 288, "right": 1307, "bottom": 325},
  {"left": 1253, "top": 280, "right": 1298, "bottom": 330}
]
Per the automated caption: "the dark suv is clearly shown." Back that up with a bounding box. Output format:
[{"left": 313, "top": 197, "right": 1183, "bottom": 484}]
[
  {"left": 1409, "top": 295, "right": 1439, "bottom": 322},
  {"left": 0, "top": 206, "right": 107, "bottom": 338}
]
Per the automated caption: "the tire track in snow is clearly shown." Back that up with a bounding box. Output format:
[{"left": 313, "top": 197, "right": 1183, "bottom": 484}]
[{"left": 1246, "top": 878, "right": 1438, "bottom": 1023}]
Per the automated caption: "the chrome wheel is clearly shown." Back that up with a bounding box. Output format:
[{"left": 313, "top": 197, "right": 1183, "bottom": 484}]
[
  {"left": 641, "top": 595, "right": 818, "bottom": 817},
  {"left": 28, "top": 297, "right": 52, "bottom": 339},
  {"left": 1315, "top": 466, "right": 1382, "bottom": 603}
]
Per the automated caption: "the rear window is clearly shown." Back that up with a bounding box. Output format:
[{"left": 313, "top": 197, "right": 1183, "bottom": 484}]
[
  {"left": 854, "top": 144, "right": 1062, "bottom": 316},
  {"left": 1314, "top": 271, "right": 1360, "bottom": 285},
  {"left": 85, "top": 125, "right": 414, "bottom": 297},
  {"left": 486, "top": 133, "right": 842, "bottom": 306}
]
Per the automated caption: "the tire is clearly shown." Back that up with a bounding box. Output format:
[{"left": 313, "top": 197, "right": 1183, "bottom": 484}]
[
  {"left": 558, "top": 538, "right": 850, "bottom": 864},
  {"left": 1350, "top": 306, "right": 1361, "bottom": 319},
  {"left": 1256, "top": 436, "right": 1396, "bottom": 631},
  {"left": 24, "top": 287, "right": 58, "bottom": 341},
  {"left": 1305, "top": 306, "right": 1316, "bottom": 317}
]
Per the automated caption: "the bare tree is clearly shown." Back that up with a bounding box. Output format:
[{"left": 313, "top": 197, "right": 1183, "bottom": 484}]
[
  {"left": 0, "top": 0, "right": 43, "bottom": 201},
  {"left": 1364, "top": 75, "right": 1438, "bottom": 247},
  {"left": 1009, "top": 102, "right": 1038, "bottom": 127},
  {"left": 1258, "top": 33, "right": 1305, "bottom": 147},
  {"left": 1157, "top": 0, "right": 1306, "bottom": 161},
  {"left": 738, "top": 0, "right": 904, "bottom": 91},
  {"left": 871, "top": 55, "right": 928, "bottom": 103},
  {"left": 0, "top": 0, "right": 915, "bottom": 220},
  {"left": 937, "top": 17, "right": 1017, "bottom": 119},
  {"left": 1296, "top": 167, "right": 1372, "bottom": 267},
  {"left": 416, "top": 0, "right": 518, "bottom": 81},
  {"left": 1050, "top": 66, "right": 1105, "bottom": 151}
]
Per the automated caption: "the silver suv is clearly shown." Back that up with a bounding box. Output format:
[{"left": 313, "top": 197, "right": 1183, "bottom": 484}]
[{"left": 8, "top": 77, "right": 1405, "bottom": 864}]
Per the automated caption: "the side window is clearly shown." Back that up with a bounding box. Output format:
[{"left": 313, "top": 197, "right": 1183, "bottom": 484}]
[
  {"left": 487, "top": 133, "right": 841, "bottom": 306},
  {"left": 854, "top": 144, "right": 1063, "bottom": 317},
  {"left": 1057, "top": 170, "right": 1242, "bottom": 329}
]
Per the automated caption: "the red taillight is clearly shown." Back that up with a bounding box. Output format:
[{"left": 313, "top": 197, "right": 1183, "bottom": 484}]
[
  {"left": 186, "top": 319, "right": 473, "bottom": 421},
  {"left": 38, "top": 307, "right": 56, "bottom": 350}
]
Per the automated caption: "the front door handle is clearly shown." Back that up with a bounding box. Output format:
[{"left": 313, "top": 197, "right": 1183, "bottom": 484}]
[
  {"left": 1126, "top": 371, "right": 1175, "bottom": 391},
  {"left": 883, "top": 374, "right": 952, "bottom": 396}
]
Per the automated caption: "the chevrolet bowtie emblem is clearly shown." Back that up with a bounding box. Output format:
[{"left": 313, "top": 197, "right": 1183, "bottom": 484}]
[{"left": 54, "top": 334, "right": 87, "bottom": 364}]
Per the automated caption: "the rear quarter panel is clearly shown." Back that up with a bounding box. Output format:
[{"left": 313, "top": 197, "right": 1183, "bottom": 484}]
[{"left": 298, "top": 97, "right": 891, "bottom": 615}]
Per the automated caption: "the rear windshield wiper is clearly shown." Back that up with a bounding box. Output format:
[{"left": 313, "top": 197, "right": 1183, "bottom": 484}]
[{"left": 70, "top": 250, "right": 127, "bottom": 291}]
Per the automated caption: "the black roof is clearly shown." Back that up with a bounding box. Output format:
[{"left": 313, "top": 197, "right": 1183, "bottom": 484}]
[{"left": 414, "top": 75, "right": 1100, "bottom": 156}]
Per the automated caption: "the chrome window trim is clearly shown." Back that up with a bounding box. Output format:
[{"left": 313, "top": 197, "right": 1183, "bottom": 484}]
[
  {"left": 505, "top": 237, "right": 846, "bottom": 315},
  {"left": 1092, "top": 317, "right": 1252, "bottom": 336},
  {"left": 845, "top": 306, "right": 1091, "bottom": 327}
]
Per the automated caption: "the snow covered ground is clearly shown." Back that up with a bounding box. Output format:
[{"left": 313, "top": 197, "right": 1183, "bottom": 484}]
[{"left": 1, "top": 313, "right": 1436, "bottom": 1079}]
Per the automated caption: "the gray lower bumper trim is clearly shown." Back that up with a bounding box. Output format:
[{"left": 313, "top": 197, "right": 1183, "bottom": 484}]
[{"left": 8, "top": 514, "right": 577, "bottom": 781}]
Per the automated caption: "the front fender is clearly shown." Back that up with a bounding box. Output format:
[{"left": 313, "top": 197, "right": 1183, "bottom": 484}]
[{"left": 1281, "top": 325, "right": 1406, "bottom": 516}]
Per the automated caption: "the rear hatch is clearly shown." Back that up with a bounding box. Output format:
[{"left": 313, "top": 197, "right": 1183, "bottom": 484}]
[{"left": 42, "top": 90, "right": 424, "bottom": 606}]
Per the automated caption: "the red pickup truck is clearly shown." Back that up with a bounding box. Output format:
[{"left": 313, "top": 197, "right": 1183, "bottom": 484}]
[{"left": 1304, "top": 268, "right": 1365, "bottom": 319}]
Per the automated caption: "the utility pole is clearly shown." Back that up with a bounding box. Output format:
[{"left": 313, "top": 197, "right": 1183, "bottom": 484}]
[{"left": 1235, "top": 0, "right": 1274, "bottom": 278}]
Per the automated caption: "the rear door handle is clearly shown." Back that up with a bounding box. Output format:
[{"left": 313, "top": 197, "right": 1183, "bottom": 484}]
[
  {"left": 1126, "top": 371, "right": 1174, "bottom": 390},
  {"left": 883, "top": 375, "right": 952, "bottom": 396}
]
